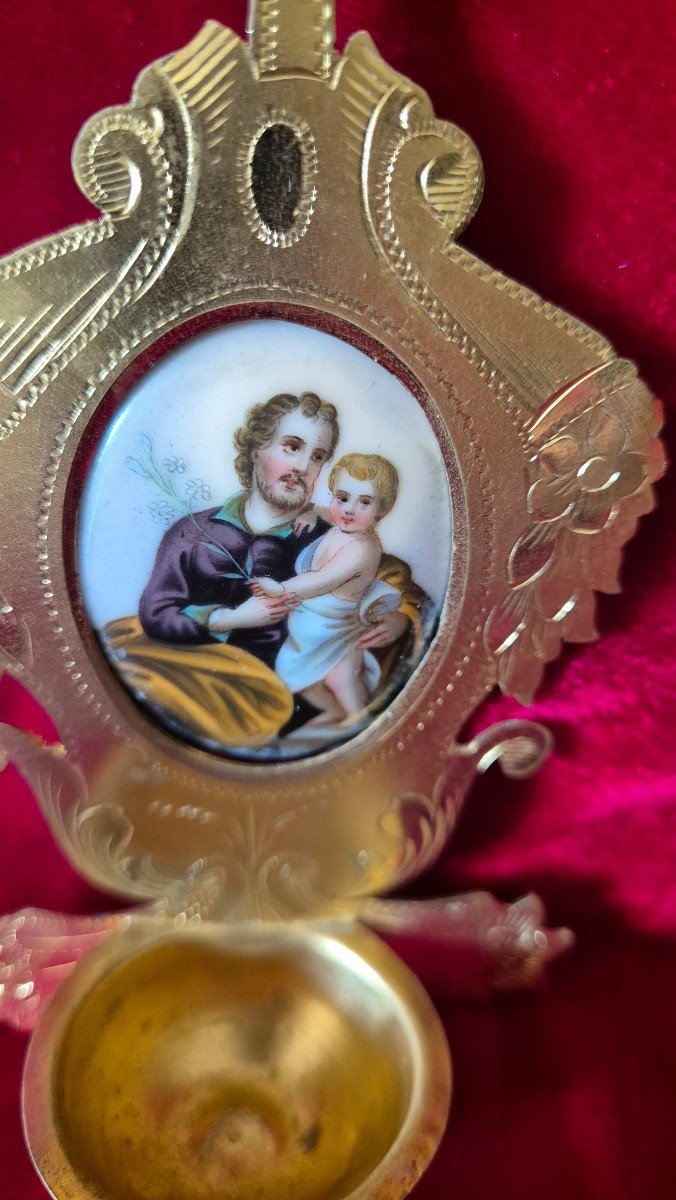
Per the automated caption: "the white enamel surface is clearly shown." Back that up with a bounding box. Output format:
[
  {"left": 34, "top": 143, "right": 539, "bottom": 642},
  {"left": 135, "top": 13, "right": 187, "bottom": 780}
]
[{"left": 78, "top": 320, "right": 453, "bottom": 628}]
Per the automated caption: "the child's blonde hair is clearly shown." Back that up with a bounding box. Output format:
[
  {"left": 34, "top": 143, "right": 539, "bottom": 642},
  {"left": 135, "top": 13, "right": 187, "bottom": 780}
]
[{"left": 328, "top": 452, "right": 399, "bottom": 516}]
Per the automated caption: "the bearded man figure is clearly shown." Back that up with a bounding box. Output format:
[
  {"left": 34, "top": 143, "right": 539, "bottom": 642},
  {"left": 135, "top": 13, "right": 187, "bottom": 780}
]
[{"left": 102, "top": 392, "right": 428, "bottom": 753}]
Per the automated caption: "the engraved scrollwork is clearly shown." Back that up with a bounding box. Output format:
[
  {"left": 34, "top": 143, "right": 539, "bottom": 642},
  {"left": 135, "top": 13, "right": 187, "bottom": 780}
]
[
  {"left": 378, "top": 769, "right": 462, "bottom": 887},
  {"left": 485, "top": 362, "right": 666, "bottom": 701},
  {"left": 0, "top": 69, "right": 195, "bottom": 439},
  {"left": 450, "top": 718, "right": 553, "bottom": 779},
  {"left": 0, "top": 720, "right": 329, "bottom": 922},
  {"left": 72, "top": 108, "right": 164, "bottom": 221},
  {"left": 340, "top": 31, "right": 622, "bottom": 432},
  {"left": 0, "top": 723, "right": 196, "bottom": 902},
  {"left": 199, "top": 810, "right": 329, "bottom": 922},
  {"left": 340, "top": 34, "right": 542, "bottom": 434},
  {"left": 70, "top": 102, "right": 178, "bottom": 305},
  {"left": 379, "top": 719, "right": 553, "bottom": 884},
  {"left": 339, "top": 37, "right": 665, "bottom": 704},
  {"left": 379, "top": 789, "right": 449, "bottom": 883}
]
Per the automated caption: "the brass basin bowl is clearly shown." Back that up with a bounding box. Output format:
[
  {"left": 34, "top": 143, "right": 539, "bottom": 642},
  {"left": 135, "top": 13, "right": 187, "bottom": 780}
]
[{"left": 23, "top": 921, "right": 451, "bottom": 1200}]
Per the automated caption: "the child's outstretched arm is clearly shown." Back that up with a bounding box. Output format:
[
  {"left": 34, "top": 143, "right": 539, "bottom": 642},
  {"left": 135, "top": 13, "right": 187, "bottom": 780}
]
[{"left": 252, "top": 543, "right": 366, "bottom": 601}]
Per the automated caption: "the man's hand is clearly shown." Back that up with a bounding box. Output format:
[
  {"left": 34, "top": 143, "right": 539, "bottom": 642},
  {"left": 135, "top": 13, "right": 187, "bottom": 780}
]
[
  {"left": 208, "top": 595, "right": 289, "bottom": 632},
  {"left": 357, "top": 610, "right": 410, "bottom": 650}
]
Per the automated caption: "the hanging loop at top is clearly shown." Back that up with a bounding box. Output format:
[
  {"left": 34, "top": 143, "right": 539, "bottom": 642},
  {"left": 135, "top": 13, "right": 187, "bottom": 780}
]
[{"left": 247, "top": 0, "right": 336, "bottom": 77}]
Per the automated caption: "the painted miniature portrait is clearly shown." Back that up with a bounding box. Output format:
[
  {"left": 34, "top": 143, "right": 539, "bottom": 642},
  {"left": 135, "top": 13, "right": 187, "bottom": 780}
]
[{"left": 78, "top": 320, "right": 453, "bottom": 760}]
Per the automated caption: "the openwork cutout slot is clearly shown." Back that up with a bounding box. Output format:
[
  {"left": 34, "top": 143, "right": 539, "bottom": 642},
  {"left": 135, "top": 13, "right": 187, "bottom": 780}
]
[
  {"left": 251, "top": 124, "right": 304, "bottom": 234},
  {"left": 239, "top": 111, "right": 318, "bottom": 247}
]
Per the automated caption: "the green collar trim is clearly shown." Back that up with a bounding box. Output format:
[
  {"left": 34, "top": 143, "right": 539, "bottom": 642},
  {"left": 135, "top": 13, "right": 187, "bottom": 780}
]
[{"left": 211, "top": 492, "right": 295, "bottom": 538}]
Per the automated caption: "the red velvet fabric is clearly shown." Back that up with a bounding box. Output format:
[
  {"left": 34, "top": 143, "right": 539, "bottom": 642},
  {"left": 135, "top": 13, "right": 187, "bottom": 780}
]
[{"left": 1, "top": 2, "right": 675, "bottom": 1197}]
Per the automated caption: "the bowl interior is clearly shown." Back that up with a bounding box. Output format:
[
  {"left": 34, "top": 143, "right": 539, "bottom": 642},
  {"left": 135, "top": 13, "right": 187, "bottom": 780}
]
[{"left": 48, "top": 930, "right": 432, "bottom": 1200}]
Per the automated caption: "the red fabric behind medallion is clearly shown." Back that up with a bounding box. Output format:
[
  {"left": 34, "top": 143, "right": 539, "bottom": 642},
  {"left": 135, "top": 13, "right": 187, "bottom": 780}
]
[{"left": 1, "top": 2, "right": 675, "bottom": 1198}]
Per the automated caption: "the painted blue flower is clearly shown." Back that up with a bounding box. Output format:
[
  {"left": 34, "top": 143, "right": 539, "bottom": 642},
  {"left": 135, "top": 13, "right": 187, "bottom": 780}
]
[
  {"left": 163, "top": 455, "right": 186, "bottom": 474},
  {"left": 150, "top": 500, "right": 176, "bottom": 526},
  {"left": 186, "top": 478, "right": 211, "bottom": 501}
]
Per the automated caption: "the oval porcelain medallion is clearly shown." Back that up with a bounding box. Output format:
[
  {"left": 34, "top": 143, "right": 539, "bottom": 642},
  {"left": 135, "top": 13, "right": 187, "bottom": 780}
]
[{"left": 78, "top": 318, "right": 453, "bottom": 763}]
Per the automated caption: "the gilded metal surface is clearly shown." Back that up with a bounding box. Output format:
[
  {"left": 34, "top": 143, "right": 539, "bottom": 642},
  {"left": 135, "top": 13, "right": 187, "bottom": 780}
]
[
  {"left": 22, "top": 920, "right": 451, "bottom": 1200},
  {"left": 0, "top": 0, "right": 664, "bottom": 919}
]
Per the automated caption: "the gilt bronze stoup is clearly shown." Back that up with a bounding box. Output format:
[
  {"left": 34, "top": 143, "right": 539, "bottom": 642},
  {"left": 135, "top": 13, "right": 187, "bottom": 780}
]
[
  {"left": 0, "top": 1, "right": 664, "bottom": 1197},
  {"left": 22, "top": 920, "right": 451, "bottom": 1200}
]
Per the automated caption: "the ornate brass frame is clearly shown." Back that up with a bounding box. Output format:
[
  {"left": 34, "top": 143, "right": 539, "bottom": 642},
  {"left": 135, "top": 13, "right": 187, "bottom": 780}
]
[{"left": 0, "top": 0, "right": 664, "bottom": 927}]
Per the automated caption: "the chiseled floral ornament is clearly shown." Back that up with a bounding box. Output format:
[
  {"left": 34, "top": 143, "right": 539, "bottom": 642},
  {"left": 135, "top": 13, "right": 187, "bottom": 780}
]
[
  {"left": 0, "top": 0, "right": 664, "bottom": 1035},
  {"left": 488, "top": 365, "right": 663, "bottom": 701}
]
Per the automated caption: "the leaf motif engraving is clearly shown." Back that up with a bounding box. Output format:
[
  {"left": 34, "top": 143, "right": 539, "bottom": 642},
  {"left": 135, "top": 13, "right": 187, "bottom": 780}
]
[
  {"left": 508, "top": 525, "right": 559, "bottom": 589},
  {"left": 197, "top": 811, "right": 330, "bottom": 922},
  {"left": 487, "top": 362, "right": 666, "bottom": 703},
  {"left": 378, "top": 764, "right": 468, "bottom": 886},
  {"left": 379, "top": 791, "right": 443, "bottom": 880},
  {"left": 485, "top": 591, "right": 529, "bottom": 658}
]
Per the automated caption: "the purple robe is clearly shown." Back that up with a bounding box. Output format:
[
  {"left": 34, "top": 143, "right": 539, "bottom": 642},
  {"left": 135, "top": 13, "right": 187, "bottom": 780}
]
[{"left": 139, "top": 495, "right": 328, "bottom": 670}]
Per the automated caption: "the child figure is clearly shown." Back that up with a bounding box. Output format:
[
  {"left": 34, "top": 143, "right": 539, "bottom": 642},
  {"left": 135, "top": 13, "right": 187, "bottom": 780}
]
[{"left": 252, "top": 452, "right": 401, "bottom": 727}]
